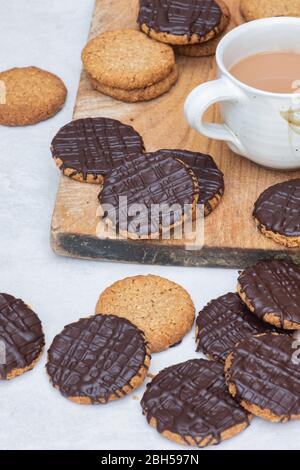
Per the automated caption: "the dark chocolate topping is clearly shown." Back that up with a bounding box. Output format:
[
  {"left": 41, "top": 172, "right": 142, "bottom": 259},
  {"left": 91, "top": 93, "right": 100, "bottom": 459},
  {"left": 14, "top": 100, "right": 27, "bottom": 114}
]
[
  {"left": 46, "top": 315, "right": 149, "bottom": 403},
  {"left": 253, "top": 179, "right": 300, "bottom": 237},
  {"left": 0, "top": 293, "right": 44, "bottom": 379},
  {"left": 138, "top": 0, "right": 222, "bottom": 38},
  {"left": 160, "top": 149, "right": 224, "bottom": 215},
  {"left": 227, "top": 333, "right": 300, "bottom": 420},
  {"left": 141, "top": 359, "right": 250, "bottom": 446},
  {"left": 238, "top": 259, "right": 300, "bottom": 328},
  {"left": 99, "top": 151, "right": 198, "bottom": 236},
  {"left": 51, "top": 117, "right": 145, "bottom": 181},
  {"left": 196, "top": 293, "right": 286, "bottom": 363}
]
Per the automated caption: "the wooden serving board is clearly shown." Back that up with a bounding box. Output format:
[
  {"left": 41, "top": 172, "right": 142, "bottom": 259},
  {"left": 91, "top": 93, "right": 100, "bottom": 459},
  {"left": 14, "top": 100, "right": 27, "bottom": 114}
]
[{"left": 51, "top": 0, "right": 300, "bottom": 268}]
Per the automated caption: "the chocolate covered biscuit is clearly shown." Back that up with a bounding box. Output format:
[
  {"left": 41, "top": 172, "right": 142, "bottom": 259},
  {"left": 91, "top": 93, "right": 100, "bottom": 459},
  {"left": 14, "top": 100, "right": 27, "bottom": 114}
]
[
  {"left": 196, "top": 292, "right": 284, "bottom": 363},
  {"left": 51, "top": 117, "right": 145, "bottom": 184},
  {"left": 160, "top": 149, "right": 224, "bottom": 215},
  {"left": 254, "top": 179, "right": 300, "bottom": 247},
  {"left": 141, "top": 359, "right": 251, "bottom": 447},
  {"left": 0, "top": 293, "right": 44, "bottom": 379},
  {"left": 99, "top": 151, "right": 199, "bottom": 239},
  {"left": 46, "top": 314, "right": 151, "bottom": 404},
  {"left": 237, "top": 259, "right": 300, "bottom": 330},
  {"left": 225, "top": 333, "right": 300, "bottom": 422},
  {"left": 138, "top": 0, "right": 230, "bottom": 45}
]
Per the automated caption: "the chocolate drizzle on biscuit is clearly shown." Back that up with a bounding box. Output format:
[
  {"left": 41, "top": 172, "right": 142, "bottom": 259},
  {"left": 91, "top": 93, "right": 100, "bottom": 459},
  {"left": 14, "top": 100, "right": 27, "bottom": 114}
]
[
  {"left": 141, "top": 359, "right": 251, "bottom": 446},
  {"left": 160, "top": 149, "right": 224, "bottom": 215},
  {"left": 46, "top": 315, "right": 150, "bottom": 403},
  {"left": 226, "top": 333, "right": 300, "bottom": 421},
  {"left": 99, "top": 151, "right": 199, "bottom": 236},
  {"left": 0, "top": 293, "right": 44, "bottom": 379},
  {"left": 138, "top": 0, "right": 222, "bottom": 38},
  {"left": 238, "top": 259, "right": 300, "bottom": 328},
  {"left": 196, "top": 293, "right": 285, "bottom": 363},
  {"left": 51, "top": 117, "right": 145, "bottom": 181},
  {"left": 254, "top": 179, "right": 300, "bottom": 237}
]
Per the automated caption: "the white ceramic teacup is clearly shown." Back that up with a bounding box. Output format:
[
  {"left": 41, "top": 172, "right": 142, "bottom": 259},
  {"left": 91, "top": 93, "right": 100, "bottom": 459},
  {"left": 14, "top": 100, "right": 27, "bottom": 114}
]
[{"left": 184, "top": 17, "right": 300, "bottom": 170}]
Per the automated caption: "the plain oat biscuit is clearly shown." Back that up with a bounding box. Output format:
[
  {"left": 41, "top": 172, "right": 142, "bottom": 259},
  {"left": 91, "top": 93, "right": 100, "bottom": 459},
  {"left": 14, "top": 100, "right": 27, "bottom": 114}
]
[
  {"left": 90, "top": 65, "right": 178, "bottom": 102},
  {"left": 82, "top": 29, "right": 175, "bottom": 91},
  {"left": 95, "top": 275, "right": 195, "bottom": 353},
  {"left": 240, "top": 0, "right": 300, "bottom": 21},
  {"left": 0, "top": 66, "right": 67, "bottom": 126}
]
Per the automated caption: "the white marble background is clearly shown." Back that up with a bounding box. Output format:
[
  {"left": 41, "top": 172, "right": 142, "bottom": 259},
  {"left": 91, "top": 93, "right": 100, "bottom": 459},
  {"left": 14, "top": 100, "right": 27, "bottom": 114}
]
[{"left": 0, "top": 0, "right": 298, "bottom": 450}]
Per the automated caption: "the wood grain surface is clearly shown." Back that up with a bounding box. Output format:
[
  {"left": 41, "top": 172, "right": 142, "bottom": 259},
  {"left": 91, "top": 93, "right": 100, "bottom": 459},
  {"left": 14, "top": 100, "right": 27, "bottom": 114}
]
[{"left": 51, "top": 0, "right": 300, "bottom": 267}]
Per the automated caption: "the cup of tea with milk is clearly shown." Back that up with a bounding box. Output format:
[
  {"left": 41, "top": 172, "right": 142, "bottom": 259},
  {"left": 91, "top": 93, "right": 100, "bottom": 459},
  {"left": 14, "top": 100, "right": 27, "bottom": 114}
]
[{"left": 184, "top": 17, "right": 300, "bottom": 169}]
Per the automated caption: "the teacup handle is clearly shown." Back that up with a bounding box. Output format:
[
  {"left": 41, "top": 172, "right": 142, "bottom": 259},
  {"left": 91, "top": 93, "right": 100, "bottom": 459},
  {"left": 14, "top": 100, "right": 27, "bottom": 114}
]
[{"left": 184, "top": 77, "right": 247, "bottom": 152}]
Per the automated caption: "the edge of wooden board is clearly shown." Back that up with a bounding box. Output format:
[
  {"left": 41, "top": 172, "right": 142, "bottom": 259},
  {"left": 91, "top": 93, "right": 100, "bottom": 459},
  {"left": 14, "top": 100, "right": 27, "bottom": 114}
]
[{"left": 51, "top": 231, "right": 300, "bottom": 268}]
